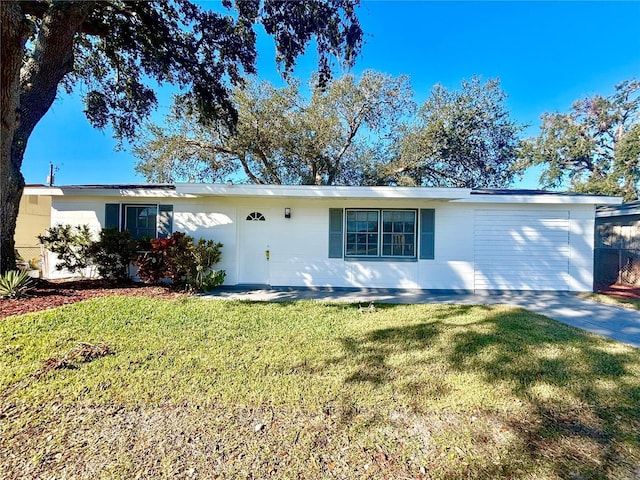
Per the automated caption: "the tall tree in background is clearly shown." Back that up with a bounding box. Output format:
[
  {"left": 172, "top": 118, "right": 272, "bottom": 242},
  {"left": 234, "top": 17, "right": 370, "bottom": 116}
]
[
  {"left": 133, "top": 71, "right": 414, "bottom": 185},
  {"left": 380, "top": 77, "right": 523, "bottom": 187},
  {"left": 0, "top": 0, "right": 362, "bottom": 273},
  {"left": 519, "top": 79, "right": 640, "bottom": 200}
]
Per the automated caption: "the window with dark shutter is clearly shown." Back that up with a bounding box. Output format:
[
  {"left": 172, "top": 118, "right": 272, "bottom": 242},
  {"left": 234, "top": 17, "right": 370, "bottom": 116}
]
[
  {"left": 105, "top": 203, "right": 120, "bottom": 229},
  {"left": 157, "top": 204, "right": 173, "bottom": 238},
  {"left": 328, "top": 208, "right": 344, "bottom": 258},
  {"left": 419, "top": 209, "right": 435, "bottom": 260}
]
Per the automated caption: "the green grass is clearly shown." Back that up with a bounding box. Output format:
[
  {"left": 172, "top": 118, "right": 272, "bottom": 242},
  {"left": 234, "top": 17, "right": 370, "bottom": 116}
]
[
  {"left": 1, "top": 297, "right": 639, "bottom": 479},
  {"left": 580, "top": 292, "right": 640, "bottom": 311}
]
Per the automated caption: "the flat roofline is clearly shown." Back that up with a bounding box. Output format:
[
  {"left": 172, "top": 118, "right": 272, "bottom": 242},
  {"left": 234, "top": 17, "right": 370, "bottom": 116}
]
[
  {"left": 174, "top": 183, "right": 471, "bottom": 200},
  {"left": 21, "top": 183, "right": 623, "bottom": 205}
]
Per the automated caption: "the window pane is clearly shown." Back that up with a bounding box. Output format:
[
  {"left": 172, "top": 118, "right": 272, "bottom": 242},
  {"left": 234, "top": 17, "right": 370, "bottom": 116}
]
[
  {"left": 345, "top": 210, "right": 379, "bottom": 256},
  {"left": 381, "top": 210, "right": 416, "bottom": 257},
  {"left": 126, "top": 205, "right": 157, "bottom": 240}
]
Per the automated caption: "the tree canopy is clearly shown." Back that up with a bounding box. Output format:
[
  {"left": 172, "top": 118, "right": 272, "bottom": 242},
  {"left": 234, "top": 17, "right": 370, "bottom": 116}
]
[
  {"left": 0, "top": 0, "right": 363, "bottom": 273},
  {"left": 135, "top": 74, "right": 525, "bottom": 188},
  {"left": 519, "top": 79, "right": 640, "bottom": 200},
  {"left": 380, "top": 77, "right": 524, "bottom": 188},
  {"left": 133, "top": 71, "right": 414, "bottom": 185}
]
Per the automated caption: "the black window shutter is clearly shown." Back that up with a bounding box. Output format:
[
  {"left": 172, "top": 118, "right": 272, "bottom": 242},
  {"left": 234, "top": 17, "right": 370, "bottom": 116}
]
[
  {"left": 419, "top": 209, "right": 435, "bottom": 260},
  {"left": 328, "top": 208, "right": 344, "bottom": 258},
  {"left": 158, "top": 204, "right": 173, "bottom": 238},
  {"left": 105, "top": 203, "right": 120, "bottom": 229}
]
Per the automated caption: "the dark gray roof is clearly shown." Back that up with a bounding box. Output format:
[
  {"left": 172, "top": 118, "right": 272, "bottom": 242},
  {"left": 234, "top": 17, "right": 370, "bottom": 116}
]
[
  {"left": 596, "top": 200, "right": 640, "bottom": 218},
  {"left": 59, "top": 184, "right": 176, "bottom": 190},
  {"left": 471, "top": 188, "right": 611, "bottom": 197}
]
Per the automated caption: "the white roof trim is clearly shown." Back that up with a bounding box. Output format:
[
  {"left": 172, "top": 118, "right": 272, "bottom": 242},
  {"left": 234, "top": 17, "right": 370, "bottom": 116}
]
[
  {"left": 22, "top": 183, "right": 623, "bottom": 205},
  {"left": 22, "top": 186, "right": 195, "bottom": 198},
  {"left": 175, "top": 183, "right": 472, "bottom": 200}
]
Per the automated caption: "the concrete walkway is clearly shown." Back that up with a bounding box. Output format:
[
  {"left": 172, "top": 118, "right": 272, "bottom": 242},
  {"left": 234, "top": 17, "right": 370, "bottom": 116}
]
[{"left": 202, "top": 287, "right": 640, "bottom": 349}]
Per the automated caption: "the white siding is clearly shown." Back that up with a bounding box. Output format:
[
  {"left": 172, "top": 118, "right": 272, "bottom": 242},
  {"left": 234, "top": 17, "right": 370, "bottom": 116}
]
[
  {"left": 473, "top": 209, "right": 571, "bottom": 290},
  {"left": 46, "top": 194, "right": 597, "bottom": 291},
  {"left": 47, "top": 197, "right": 104, "bottom": 278}
]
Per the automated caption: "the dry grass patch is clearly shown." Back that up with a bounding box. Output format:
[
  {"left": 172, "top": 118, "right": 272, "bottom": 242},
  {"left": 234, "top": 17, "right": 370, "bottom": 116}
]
[
  {"left": 1, "top": 297, "right": 639, "bottom": 479},
  {"left": 580, "top": 292, "right": 640, "bottom": 311}
]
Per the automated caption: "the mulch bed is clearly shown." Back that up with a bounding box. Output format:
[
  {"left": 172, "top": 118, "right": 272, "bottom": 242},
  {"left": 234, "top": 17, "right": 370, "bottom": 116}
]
[
  {"left": 4, "top": 279, "right": 640, "bottom": 320},
  {"left": 596, "top": 283, "right": 640, "bottom": 301},
  {"left": 0, "top": 279, "right": 186, "bottom": 319}
]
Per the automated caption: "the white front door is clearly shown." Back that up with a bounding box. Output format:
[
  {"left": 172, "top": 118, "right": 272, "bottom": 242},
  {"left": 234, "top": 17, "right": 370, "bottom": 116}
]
[{"left": 238, "top": 209, "right": 271, "bottom": 285}]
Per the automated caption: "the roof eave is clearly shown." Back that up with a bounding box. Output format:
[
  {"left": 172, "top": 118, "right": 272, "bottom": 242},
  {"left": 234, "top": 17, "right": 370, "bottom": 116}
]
[{"left": 174, "top": 183, "right": 472, "bottom": 200}]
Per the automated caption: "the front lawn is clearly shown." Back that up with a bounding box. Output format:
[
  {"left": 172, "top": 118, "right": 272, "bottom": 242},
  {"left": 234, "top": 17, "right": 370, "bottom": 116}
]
[{"left": 1, "top": 298, "right": 639, "bottom": 479}]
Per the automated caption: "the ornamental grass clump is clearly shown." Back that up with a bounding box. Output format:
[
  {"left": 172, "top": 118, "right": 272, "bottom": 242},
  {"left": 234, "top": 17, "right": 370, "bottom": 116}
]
[{"left": 0, "top": 270, "right": 35, "bottom": 298}]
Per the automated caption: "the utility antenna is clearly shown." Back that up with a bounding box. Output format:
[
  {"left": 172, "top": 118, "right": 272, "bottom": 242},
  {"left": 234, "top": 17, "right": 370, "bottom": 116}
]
[{"left": 46, "top": 162, "right": 58, "bottom": 186}]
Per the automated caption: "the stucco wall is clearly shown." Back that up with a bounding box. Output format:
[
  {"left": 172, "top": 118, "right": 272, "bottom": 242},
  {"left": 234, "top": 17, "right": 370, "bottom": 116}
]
[
  {"left": 47, "top": 195, "right": 596, "bottom": 291},
  {"left": 15, "top": 194, "right": 51, "bottom": 267}
]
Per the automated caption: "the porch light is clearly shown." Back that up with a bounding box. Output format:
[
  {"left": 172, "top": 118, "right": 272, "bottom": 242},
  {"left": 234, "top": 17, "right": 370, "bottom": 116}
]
[{"left": 284, "top": 207, "right": 291, "bottom": 219}]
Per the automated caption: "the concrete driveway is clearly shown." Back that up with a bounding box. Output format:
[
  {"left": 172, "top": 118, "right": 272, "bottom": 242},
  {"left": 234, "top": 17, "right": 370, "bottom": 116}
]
[{"left": 203, "top": 287, "right": 640, "bottom": 349}]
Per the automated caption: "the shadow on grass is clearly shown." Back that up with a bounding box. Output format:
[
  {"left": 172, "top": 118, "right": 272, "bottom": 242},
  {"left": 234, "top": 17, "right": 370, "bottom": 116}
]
[{"left": 329, "top": 304, "right": 640, "bottom": 479}]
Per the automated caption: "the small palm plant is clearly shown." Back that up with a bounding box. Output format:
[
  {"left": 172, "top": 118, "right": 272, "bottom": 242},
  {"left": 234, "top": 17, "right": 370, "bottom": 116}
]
[{"left": 0, "top": 270, "right": 35, "bottom": 299}]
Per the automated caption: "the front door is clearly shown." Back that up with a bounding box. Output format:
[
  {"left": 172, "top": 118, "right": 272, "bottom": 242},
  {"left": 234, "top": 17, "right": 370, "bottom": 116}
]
[{"left": 238, "top": 209, "right": 271, "bottom": 285}]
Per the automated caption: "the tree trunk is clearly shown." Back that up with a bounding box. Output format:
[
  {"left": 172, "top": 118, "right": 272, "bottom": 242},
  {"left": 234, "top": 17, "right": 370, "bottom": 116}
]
[
  {"left": 0, "top": 1, "right": 94, "bottom": 273},
  {"left": 0, "top": 1, "right": 30, "bottom": 273}
]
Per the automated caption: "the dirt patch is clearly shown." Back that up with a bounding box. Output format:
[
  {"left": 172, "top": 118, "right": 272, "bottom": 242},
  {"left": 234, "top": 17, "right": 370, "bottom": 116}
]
[
  {"left": 596, "top": 283, "right": 640, "bottom": 301},
  {"left": 0, "top": 278, "right": 186, "bottom": 319}
]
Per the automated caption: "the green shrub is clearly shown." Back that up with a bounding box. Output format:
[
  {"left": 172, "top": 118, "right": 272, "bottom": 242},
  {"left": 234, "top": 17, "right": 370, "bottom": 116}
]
[
  {"left": 192, "top": 238, "right": 225, "bottom": 290},
  {"left": 89, "top": 228, "right": 137, "bottom": 282},
  {"left": 0, "top": 270, "right": 35, "bottom": 298},
  {"left": 135, "top": 232, "right": 225, "bottom": 291},
  {"left": 39, "top": 224, "right": 95, "bottom": 275}
]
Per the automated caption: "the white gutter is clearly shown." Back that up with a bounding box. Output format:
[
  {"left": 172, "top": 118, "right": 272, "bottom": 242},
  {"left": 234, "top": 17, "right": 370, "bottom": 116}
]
[
  {"left": 22, "top": 186, "right": 195, "bottom": 198},
  {"left": 453, "top": 194, "right": 623, "bottom": 205},
  {"left": 174, "top": 183, "right": 472, "bottom": 200}
]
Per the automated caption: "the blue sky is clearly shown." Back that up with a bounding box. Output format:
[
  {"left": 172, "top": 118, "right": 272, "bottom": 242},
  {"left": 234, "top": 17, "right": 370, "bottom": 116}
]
[{"left": 22, "top": 1, "right": 640, "bottom": 188}]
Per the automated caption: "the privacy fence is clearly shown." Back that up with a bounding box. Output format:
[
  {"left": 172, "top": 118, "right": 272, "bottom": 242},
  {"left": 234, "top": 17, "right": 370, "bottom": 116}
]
[{"left": 594, "top": 215, "right": 640, "bottom": 289}]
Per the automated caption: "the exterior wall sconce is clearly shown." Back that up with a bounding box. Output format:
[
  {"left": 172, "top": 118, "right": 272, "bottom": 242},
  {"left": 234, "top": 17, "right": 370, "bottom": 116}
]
[{"left": 284, "top": 207, "right": 291, "bottom": 219}]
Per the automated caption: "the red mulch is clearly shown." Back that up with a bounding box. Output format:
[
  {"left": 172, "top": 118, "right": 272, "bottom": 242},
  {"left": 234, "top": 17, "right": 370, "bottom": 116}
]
[
  {"left": 596, "top": 283, "right": 640, "bottom": 301},
  {"left": 0, "top": 279, "right": 187, "bottom": 319}
]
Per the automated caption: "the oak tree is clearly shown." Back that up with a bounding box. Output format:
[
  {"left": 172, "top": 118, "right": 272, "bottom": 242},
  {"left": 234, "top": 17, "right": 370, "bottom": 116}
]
[
  {"left": 133, "top": 70, "right": 414, "bottom": 185},
  {"left": 519, "top": 79, "right": 640, "bottom": 200},
  {"left": 380, "top": 77, "right": 523, "bottom": 188},
  {"left": 0, "top": 0, "right": 363, "bottom": 273}
]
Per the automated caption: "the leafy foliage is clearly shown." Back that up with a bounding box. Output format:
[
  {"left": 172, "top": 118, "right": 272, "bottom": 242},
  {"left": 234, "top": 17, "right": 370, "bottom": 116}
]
[
  {"left": 54, "top": 0, "right": 364, "bottom": 141},
  {"left": 192, "top": 238, "right": 226, "bottom": 291},
  {"left": 88, "top": 228, "right": 137, "bottom": 282},
  {"left": 519, "top": 79, "right": 640, "bottom": 200},
  {"left": 1, "top": 0, "right": 363, "bottom": 273},
  {"left": 133, "top": 71, "right": 414, "bottom": 185},
  {"left": 383, "top": 77, "right": 524, "bottom": 187},
  {"left": 0, "top": 270, "right": 34, "bottom": 298},
  {"left": 135, "top": 232, "right": 224, "bottom": 291},
  {"left": 39, "top": 225, "right": 95, "bottom": 275}
]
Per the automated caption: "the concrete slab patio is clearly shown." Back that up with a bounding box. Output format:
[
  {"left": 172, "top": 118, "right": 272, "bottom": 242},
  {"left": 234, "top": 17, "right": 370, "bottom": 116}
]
[{"left": 203, "top": 287, "right": 640, "bottom": 349}]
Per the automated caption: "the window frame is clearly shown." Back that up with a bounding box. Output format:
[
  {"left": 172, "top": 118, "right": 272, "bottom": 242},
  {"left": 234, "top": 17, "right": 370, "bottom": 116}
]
[
  {"left": 123, "top": 203, "right": 159, "bottom": 240},
  {"left": 344, "top": 208, "right": 418, "bottom": 260}
]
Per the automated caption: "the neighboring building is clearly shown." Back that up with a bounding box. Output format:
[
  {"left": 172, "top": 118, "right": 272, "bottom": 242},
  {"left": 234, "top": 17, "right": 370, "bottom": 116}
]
[
  {"left": 595, "top": 201, "right": 640, "bottom": 289},
  {"left": 22, "top": 184, "right": 621, "bottom": 292},
  {"left": 14, "top": 186, "right": 52, "bottom": 271}
]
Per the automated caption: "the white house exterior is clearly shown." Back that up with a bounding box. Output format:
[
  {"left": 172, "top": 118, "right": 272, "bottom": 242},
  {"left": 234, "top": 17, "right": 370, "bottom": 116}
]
[{"left": 22, "top": 184, "right": 622, "bottom": 292}]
